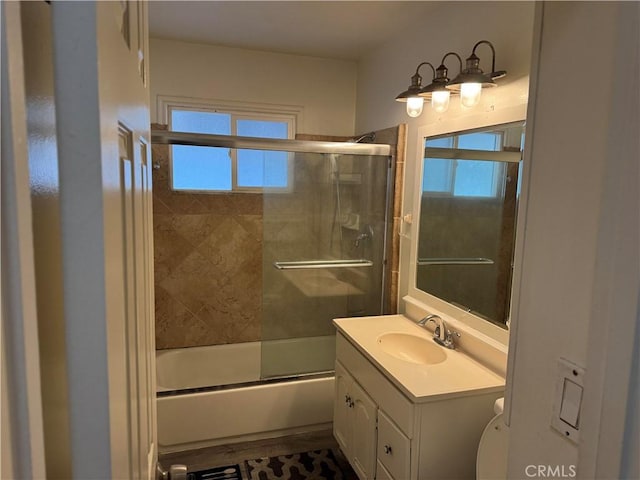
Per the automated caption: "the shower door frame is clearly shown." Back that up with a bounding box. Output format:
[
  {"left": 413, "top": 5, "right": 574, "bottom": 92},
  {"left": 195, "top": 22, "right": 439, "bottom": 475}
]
[{"left": 151, "top": 130, "right": 392, "bottom": 156}]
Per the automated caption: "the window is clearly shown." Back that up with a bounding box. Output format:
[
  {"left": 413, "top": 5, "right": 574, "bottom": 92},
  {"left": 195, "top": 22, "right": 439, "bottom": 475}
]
[
  {"left": 423, "top": 131, "right": 505, "bottom": 197},
  {"left": 169, "top": 106, "right": 294, "bottom": 192}
]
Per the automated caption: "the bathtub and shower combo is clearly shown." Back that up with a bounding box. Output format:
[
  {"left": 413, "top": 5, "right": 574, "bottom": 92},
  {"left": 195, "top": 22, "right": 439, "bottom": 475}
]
[{"left": 151, "top": 130, "right": 394, "bottom": 452}]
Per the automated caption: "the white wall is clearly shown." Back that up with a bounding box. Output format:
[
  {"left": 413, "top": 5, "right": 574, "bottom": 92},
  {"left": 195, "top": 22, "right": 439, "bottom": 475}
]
[
  {"left": 354, "top": 1, "right": 535, "bottom": 305},
  {"left": 507, "top": 3, "right": 639, "bottom": 478},
  {"left": 149, "top": 37, "right": 358, "bottom": 136}
]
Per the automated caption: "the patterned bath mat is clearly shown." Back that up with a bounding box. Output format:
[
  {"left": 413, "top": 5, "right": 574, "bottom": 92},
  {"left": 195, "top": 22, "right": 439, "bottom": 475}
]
[
  {"left": 245, "top": 449, "right": 345, "bottom": 480},
  {"left": 188, "top": 464, "right": 244, "bottom": 480}
]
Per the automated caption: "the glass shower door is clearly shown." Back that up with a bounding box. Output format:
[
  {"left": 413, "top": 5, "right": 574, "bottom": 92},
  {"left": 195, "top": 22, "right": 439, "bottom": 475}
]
[{"left": 261, "top": 150, "right": 392, "bottom": 379}]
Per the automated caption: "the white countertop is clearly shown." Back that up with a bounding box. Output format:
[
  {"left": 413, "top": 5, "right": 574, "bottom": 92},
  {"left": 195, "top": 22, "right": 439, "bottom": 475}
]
[{"left": 334, "top": 314, "right": 505, "bottom": 402}]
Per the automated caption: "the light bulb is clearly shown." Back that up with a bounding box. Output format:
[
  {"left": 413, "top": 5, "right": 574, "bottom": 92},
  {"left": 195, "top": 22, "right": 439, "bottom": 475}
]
[
  {"left": 406, "top": 97, "right": 424, "bottom": 117},
  {"left": 460, "top": 82, "right": 482, "bottom": 108},
  {"left": 431, "top": 90, "right": 450, "bottom": 113}
]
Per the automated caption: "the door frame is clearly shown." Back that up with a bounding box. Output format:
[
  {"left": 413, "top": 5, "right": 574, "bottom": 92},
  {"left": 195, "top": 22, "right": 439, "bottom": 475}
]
[{"left": 1, "top": 2, "right": 47, "bottom": 477}]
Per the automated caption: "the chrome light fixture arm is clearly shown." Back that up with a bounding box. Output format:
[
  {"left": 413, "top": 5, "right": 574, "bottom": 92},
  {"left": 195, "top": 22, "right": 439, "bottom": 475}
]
[
  {"left": 437, "top": 51, "right": 463, "bottom": 82},
  {"left": 395, "top": 62, "right": 437, "bottom": 117},
  {"left": 413, "top": 61, "right": 436, "bottom": 86},
  {"left": 472, "top": 40, "right": 506, "bottom": 80},
  {"left": 396, "top": 61, "right": 436, "bottom": 100}
]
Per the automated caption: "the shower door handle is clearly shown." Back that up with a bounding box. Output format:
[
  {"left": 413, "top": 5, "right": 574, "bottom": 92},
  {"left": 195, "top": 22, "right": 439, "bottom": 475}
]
[
  {"left": 416, "top": 257, "right": 494, "bottom": 266},
  {"left": 273, "top": 259, "right": 373, "bottom": 270}
]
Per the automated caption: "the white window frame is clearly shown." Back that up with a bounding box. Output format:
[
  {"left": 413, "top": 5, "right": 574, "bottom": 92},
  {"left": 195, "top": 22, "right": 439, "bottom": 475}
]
[
  {"left": 422, "top": 131, "right": 506, "bottom": 198},
  {"left": 159, "top": 96, "right": 303, "bottom": 193}
]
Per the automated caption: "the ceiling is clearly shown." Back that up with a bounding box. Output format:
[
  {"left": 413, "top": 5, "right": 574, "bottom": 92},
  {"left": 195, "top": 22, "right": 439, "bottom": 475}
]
[{"left": 148, "top": 1, "right": 439, "bottom": 61}]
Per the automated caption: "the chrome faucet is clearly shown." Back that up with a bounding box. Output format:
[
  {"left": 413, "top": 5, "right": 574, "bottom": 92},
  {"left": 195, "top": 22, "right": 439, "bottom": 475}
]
[{"left": 417, "top": 314, "right": 460, "bottom": 349}]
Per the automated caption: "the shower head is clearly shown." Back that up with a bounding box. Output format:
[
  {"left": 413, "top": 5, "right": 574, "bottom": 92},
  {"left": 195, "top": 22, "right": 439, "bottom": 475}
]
[{"left": 348, "top": 132, "right": 376, "bottom": 144}]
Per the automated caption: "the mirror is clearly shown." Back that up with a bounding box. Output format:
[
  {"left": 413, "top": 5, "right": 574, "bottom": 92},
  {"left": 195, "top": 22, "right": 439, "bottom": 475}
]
[{"left": 415, "top": 121, "right": 525, "bottom": 328}]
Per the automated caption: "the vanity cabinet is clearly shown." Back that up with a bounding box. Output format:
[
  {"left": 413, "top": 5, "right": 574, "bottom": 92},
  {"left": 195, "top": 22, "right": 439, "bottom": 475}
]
[
  {"left": 333, "top": 326, "right": 503, "bottom": 480},
  {"left": 334, "top": 362, "right": 377, "bottom": 480}
]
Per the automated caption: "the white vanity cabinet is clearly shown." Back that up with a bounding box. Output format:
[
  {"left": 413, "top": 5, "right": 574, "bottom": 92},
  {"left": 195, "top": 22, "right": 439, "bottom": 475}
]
[
  {"left": 333, "top": 319, "right": 504, "bottom": 480},
  {"left": 334, "top": 362, "right": 377, "bottom": 480}
]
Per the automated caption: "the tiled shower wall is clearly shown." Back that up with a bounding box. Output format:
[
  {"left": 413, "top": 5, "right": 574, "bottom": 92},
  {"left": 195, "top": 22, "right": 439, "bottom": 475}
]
[{"left": 152, "top": 124, "right": 263, "bottom": 349}]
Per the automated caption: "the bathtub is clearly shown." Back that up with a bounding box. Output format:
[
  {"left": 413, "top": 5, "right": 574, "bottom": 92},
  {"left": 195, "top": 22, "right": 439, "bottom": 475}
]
[
  {"left": 156, "top": 342, "right": 261, "bottom": 392},
  {"left": 156, "top": 337, "right": 336, "bottom": 452}
]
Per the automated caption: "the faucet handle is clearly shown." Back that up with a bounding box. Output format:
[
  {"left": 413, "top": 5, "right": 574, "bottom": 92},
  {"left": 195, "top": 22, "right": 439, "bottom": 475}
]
[
  {"left": 447, "top": 329, "right": 461, "bottom": 339},
  {"left": 444, "top": 329, "right": 461, "bottom": 348}
]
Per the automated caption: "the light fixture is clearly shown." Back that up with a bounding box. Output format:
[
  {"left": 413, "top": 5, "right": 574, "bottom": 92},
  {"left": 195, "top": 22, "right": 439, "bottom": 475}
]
[
  {"left": 419, "top": 52, "right": 463, "bottom": 113},
  {"left": 395, "top": 62, "right": 435, "bottom": 118},
  {"left": 395, "top": 41, "right": 506, "bottom": 116},
  {"left": 446, "top": 40, "right": 507, "bottom": 108}
]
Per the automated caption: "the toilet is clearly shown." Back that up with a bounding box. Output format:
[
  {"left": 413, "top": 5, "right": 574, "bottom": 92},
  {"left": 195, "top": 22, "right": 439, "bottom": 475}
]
[{"left": 476, "top": 398, "right": 509, "bottom": 480}]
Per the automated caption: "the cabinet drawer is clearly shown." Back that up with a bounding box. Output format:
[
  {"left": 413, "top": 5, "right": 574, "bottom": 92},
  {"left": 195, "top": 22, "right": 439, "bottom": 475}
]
[
  {"left": 377, "top": 410, "right": 410, "bottom": 480},
  {"left": 376, "top": 460, "right": 395, "bottom": 480}
]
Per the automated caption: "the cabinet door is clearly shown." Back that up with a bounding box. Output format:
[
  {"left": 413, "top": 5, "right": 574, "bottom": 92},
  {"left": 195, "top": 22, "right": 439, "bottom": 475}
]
[
  {"left": 351, "top": 381, "right": 378, "bottom": 480},
  {"left": 333, "top": 362, "right": 353, "bottom": 457},
  {"left": 376, "top": 460, "right": 395, "bottom": 480},
  {"left": 377, "top": 410, "right": 411, "bottom": 480}
]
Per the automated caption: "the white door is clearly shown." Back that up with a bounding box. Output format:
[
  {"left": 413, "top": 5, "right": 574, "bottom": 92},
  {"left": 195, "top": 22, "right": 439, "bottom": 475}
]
[{"left": 51, "top": 2, "right": 156, "bottom": 479}]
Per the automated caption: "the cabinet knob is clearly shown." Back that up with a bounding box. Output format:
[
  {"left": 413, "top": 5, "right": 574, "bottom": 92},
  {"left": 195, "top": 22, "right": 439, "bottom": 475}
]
[
  {"left": 345, "top": 394, "right": 351, "bottom": 405},
  {"left": 384, "top": 444, "right": 392, "bottom": 455}
]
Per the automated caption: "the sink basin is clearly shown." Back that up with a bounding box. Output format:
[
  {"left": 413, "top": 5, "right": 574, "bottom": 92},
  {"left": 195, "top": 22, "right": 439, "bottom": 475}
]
[{"left": 377, "top": 333, "right": 447, "bottom": 365}]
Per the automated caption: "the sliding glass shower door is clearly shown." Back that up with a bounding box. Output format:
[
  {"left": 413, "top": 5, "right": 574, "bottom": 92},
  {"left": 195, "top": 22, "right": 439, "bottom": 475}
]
[
  {"left": 151, "top": 127, "right": 392, "bottom": 389},
  {"left": 261, "top": 149, "right": 392, "bottom": 379}
]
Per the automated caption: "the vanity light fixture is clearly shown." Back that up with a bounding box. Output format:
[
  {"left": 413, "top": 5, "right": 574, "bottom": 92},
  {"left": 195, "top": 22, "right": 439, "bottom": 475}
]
[
  {"left": 418, "top": 52, "right": 463, "bottom": 113},
  {"left": 396, "top": 40, "right": 506, "bottom": 116},
  {"left": 395, "top": 62, "right": 436, "bottom": 118},
  {"left": 446, "top": 40, "right": 507, "bottom": 108}
]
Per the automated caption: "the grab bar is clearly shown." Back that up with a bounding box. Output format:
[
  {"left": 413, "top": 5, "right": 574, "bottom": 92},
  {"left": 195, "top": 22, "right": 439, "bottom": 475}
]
[
  {"left": 273, "top": 259, "right": 374, "bottom": 270},
  {"left": 417, "top": 257, "right": 494, "bottom": 266}
]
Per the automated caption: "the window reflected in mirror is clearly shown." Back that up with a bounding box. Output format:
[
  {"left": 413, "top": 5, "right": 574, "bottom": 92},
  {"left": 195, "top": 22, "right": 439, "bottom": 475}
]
[{"left": 416, "top": 122, "right": 525, "bottom": 328}]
